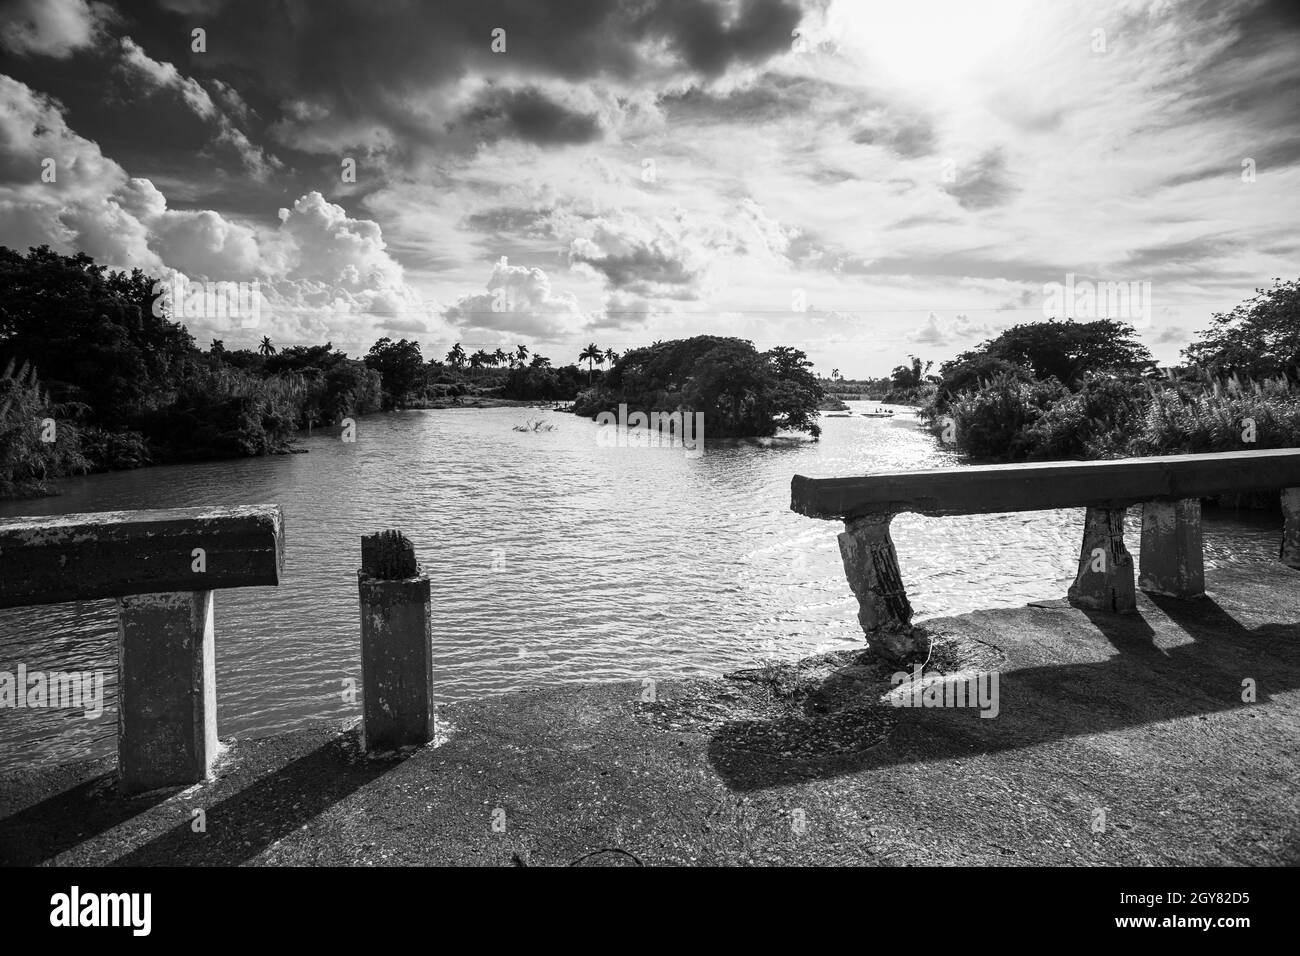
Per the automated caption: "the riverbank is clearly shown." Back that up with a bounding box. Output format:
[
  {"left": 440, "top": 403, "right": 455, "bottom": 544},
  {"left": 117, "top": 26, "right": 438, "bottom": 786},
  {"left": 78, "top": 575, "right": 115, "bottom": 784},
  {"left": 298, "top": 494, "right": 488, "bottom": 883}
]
[
  {"left": 3, "top": 557, "right": 1296, "bottom": 866},
  {"left": 0, "top": 399, "right": 575, "bottom": 502},
  {"left": 401, "top": 396, "right": 571, "bottom": 411}
]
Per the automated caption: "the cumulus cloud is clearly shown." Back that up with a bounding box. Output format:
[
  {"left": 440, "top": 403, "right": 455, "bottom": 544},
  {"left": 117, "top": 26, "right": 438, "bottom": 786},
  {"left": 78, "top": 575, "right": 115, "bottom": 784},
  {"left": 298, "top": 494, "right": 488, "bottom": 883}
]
[
  {"left": 907, "top": 311, "right": 1000, "bottom": 346},
  {"left": 0, "top": 76, "right": 431, "bottom": 349},
  {"left": 443, "top": 261, "right": 588, "bottom": 340},
  {"left": 0, "top": 0, "right": 112, "bottom": 58},
  {"left": 564, "top": 209, "right": 744, "bottom": 299}
]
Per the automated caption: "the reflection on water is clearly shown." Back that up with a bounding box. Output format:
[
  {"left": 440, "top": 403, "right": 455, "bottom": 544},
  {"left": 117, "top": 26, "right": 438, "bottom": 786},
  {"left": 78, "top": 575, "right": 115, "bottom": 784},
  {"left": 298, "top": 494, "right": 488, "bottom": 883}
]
[{"left": 0, "top": 402, "right": 1282, "bottom": 769}]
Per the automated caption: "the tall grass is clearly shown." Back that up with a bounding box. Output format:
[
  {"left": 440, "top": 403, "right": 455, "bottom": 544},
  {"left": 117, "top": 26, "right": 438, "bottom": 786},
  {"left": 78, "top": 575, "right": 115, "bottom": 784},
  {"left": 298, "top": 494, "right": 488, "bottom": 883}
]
[
  {"left": 928, "top": 371, "right": 1300, "bottom": 466},
  {"left": 0, "top": 359, "right": 91, "bottom": 497},
  {"left": 1131, "top": 375, "right": 1300, "bottom": 454}
]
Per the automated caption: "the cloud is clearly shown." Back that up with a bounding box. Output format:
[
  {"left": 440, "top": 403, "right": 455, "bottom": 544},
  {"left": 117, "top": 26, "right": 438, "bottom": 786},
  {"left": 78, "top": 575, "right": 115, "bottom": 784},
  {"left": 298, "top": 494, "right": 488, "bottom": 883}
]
[
  {"left": 0, "top": 75, "right": 432, "bottom": 349},
  {"left": 0, "top": 0, "right": 112, "bottom": 58},
  {"left": 443, "top": 261, "right": 588, "bottom": 340},
  {"left": 852, "top": 112, "right": 936, "bottom": 158},
  {"left": 592, "top": 290, "right": 679, "bottom": 330},
  {"left": 116, "top": 37, "right": 282, "bottom": 179},
  {"left": 942, "top": 149, "right": 1016, "bottom": 210},
  {"left": 454, "top": 86, "right": 604, "bottom": 146},
  {"left": 566, "top": 212, "right": 713, "bottom": 296},
  {"left": 907, "top": 311, "right": 1000, "bottom": 346},
  {"left": 107, "top": 0, "right": 810, "bottom": 161}
]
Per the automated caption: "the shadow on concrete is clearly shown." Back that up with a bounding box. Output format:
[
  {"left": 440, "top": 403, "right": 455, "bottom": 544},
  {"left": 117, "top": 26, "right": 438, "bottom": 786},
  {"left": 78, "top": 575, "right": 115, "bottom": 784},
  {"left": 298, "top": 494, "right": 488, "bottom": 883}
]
[
  {"left": 0, "top": 773, "right": 173, "bottom": 866},
  {"left": 709, "top": 599, "right": 1300, "bottom": 792},
  {"left": 108, "top": 729, "right": 408, "bottom": 866}
]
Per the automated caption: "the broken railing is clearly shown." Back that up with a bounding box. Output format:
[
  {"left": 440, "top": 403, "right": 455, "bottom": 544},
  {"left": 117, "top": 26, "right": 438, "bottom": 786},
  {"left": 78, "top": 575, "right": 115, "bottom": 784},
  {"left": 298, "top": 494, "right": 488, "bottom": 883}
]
[
  {"left": 791, "top": 449, "right": 1300, "bottom": 659},
  {"left": 0, "top": 506, "right": 285, "bottom": 793}
]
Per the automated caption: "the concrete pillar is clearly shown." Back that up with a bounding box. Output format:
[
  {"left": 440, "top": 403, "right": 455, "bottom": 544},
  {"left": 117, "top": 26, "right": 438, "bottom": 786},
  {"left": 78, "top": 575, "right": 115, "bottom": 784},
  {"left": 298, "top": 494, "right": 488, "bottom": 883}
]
[
  {"left": 837, "top": 513, "right": 925, "bottom": 659},
  {"left": 116, "top": 590, "right": 217, "bottom": 793},
  {"left": 1139, "top": 498, "right": 1205, "bottom": 598},
  {"left": 358, "top": 531, "right": 434, "bottom": 751},
  {"left": 1068, "top": 507, "right": 1136, "bottom": 613},
  {"left": 1281, "top": 489, "right": 1300, "bottom": 569}
]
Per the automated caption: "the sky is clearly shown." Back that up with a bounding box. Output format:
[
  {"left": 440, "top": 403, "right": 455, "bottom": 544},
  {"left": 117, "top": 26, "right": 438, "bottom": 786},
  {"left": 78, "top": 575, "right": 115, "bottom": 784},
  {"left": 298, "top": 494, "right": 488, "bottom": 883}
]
[{"left": 1, "top": 0, "right": 1297, "bottom": 377}]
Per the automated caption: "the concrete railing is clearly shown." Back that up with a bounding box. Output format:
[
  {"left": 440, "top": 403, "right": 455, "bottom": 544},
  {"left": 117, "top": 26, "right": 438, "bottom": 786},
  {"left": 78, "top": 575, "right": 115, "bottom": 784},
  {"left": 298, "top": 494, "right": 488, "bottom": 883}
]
[
  {"left": 0, "top": 506, "right": 285, "bottom": 792},
  {"left": 791, "top": 449, "right": 1300, "bottom": 659}
]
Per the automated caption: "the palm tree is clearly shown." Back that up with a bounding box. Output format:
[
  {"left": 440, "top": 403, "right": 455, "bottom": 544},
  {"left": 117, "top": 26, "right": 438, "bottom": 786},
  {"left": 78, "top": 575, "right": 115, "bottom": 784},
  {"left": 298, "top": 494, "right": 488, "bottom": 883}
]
[
  {"left": 493, "top": 347, "right": 508, "bottom": 368},
  {"left": 446, "top": 343, "right": 466, "bottom": 369},
  {"left": 832, "top": 368, "right": 841, "bottom": 381},
  {"left": 515, "top": 343, "right": 529, "bottom": 368},
  {"left": 258, "top": 336, "right": 276, "bottom": 356},
  {"left": 579, "top": 343, "right": 603, "bottom": 384},
  {"left": 210, "top": 339, "right": 225, "bottom": 353},
  {"left": 604, "top": 347, "right": 618, "bottom": 365},
  {"left": 469, "top": 349, "right": 489, "bottom": 370},
  {"left": 530, "top": 354, "right": 551, "bottom": 369}
]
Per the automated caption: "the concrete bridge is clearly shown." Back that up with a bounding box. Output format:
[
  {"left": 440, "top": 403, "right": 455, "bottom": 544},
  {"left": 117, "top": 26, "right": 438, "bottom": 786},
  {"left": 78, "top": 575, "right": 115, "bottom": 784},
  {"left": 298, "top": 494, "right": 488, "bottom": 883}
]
[
  {"left": 3, "top": 448, "right": 1299, "bottom": 796},
  {"left": 791, "top": 448, "right": 1300, "bottom": 658},
  {"left": 0, "top": 506, "right": 285, "bottom": 793},
  {"left": 0, "top": 508, "right": 439, "bottom": 794},
  {"left": 1, "top": 452, "right": 1299, "bottom": 865}
]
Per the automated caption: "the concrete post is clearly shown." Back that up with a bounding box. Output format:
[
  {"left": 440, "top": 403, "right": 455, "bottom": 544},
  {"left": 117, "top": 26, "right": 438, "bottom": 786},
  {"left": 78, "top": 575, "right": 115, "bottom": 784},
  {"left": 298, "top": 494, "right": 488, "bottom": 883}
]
[
  {"left": 1068, "top": 507, "right": 1136, "bottom": 613},
  {"left": 358, "top": 531, "right": 434, "bottom": 751},
  {"left": 1281, "top": 489, "right": 1300, "bottom": 569},
  {"left": 116, "top": 590, "right": 218, "bottom": 793},
  {"left": 1139, "top": 498, "right": 1205, "bottom": 598},
  {"left": 837, "top": 513, "right": 925, "bottom": 659}
]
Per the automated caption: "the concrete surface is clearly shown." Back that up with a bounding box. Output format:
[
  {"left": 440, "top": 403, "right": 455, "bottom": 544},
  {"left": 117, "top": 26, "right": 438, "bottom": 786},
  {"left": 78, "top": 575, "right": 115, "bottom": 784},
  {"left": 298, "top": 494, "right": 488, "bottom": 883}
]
[{"left": 2, "top": 560, "right": 1297, "bottom": 867}]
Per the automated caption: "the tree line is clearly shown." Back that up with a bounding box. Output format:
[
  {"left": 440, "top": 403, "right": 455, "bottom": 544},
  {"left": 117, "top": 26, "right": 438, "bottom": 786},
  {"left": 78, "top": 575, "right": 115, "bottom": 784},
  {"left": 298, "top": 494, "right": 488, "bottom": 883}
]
[
  {"left": 0, "top": 246, "right": 827, "bottom": 497},
  {"left": 913, "top": 278, "right": 1300, "bottom": 465},
  {"left": 0, "top": 246, "right": 629, "bottom": 497}
]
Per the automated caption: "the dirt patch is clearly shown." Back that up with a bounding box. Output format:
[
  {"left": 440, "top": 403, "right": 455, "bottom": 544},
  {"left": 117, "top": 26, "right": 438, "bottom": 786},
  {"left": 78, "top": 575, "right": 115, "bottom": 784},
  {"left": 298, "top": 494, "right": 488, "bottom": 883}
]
[{"left": 633, "top": 631, "right": 1005, "bottom": 759}]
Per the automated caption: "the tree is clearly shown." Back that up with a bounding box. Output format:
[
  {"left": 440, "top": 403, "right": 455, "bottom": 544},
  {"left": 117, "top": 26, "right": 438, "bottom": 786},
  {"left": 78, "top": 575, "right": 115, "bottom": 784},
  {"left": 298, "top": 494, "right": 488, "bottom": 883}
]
[
  {"left": 1183, "top": 278, "right": 1300, "bottom": 379},
  {"left": 604, "top": 347, "right": 618, "bottom": 365},
  {"left": 493, "top": 347, "right": 508, "bottom": 368},
  {"left": 258, "top": 336, "right": 276, "bottom": 356},
  {"left": 515, "top": 343, "right": 530, "bottom": 367},
  {"left": 0, "top": 244, "right": 194, "bottom": 430},
  {"left": 889, "top": 354, "right": 934, "bottom": 390},
  {"left": 831, "top": 368, "right": 841, "bottom": 381},
  {"left": 574, "top": 335, "right": 824, "bottom": 438},
  {"left": 580, "top": 343, "right": 603, "bottom": 384},
  {"left": 364, "top": 337, "right": 424, "bottom": 409},
  {"left": 469, "top": 349, "right": 489, "bottom": 370},
  {"left": 211, "top": 339, "right": 225, "bottom": 354},
  {"left": 952, "top": 320, "right": 1153, "bottom": 388},
  {"left": 445, "top": 343, "right": 467, "bottom": 369}
]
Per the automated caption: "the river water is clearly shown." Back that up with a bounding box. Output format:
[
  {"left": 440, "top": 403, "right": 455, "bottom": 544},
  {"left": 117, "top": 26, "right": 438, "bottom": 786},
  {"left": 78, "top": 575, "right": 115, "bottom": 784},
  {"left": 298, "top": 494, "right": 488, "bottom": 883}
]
[{"left": 0, "top": 401, "right": 1282, "bottom": 770}]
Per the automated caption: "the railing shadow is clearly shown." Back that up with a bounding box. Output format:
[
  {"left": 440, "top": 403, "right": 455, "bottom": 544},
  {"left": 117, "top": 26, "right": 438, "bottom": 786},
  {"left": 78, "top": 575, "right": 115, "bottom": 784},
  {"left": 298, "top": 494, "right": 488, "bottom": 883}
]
[
  {"left": 0, "top": 727, "right": 412, "bottom": 866},
  {"left": 0, "top": 774, "right": 172, "bottom": 866},
  {"left": 110, "top": 728, "right": 407, "bottom": 866},
  {"left": 708, "top": 598, "right": 1300, "bottom": 792}
]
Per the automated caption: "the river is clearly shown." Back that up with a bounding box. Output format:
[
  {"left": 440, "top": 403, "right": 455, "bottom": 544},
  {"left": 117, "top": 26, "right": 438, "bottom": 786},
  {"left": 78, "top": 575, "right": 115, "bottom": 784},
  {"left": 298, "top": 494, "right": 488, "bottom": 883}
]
[{"left": 0, "top": 401, "right": 1283, "bottom": 770}]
